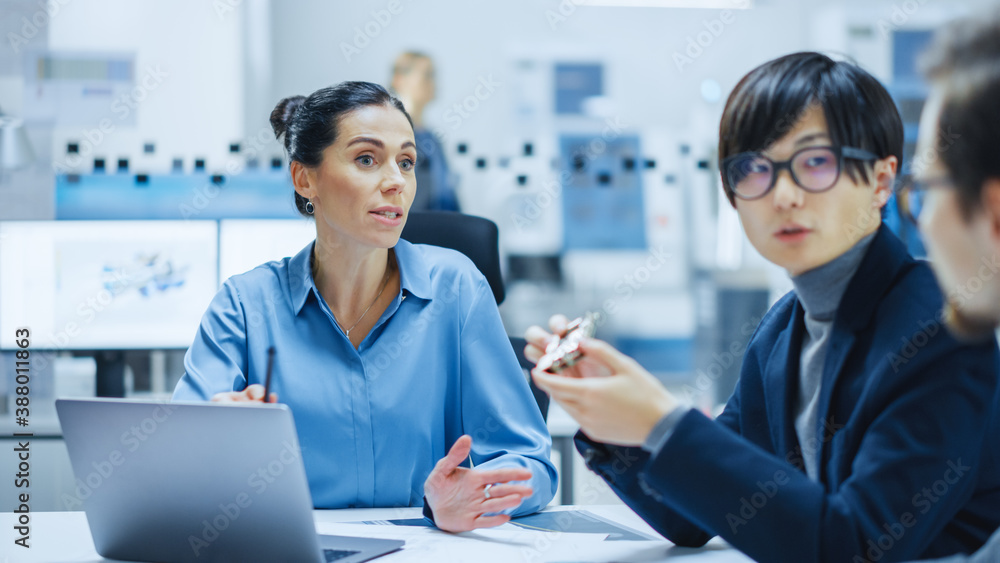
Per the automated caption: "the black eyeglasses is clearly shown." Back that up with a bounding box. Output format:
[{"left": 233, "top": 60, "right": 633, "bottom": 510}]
[
  {"left": 895, "top": 175, "right": 954, "bottom": 225},
  {"left": 722, "top": 146, "right": 879, "bottom": 200}
]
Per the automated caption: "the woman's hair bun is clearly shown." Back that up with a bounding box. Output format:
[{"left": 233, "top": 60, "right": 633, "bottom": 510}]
[{"left": 270, "top": 95, "right": 306, "bottom": 140}]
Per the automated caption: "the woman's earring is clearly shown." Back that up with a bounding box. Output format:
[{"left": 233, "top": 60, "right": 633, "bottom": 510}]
[{"left": 305, "top": 200, "right": 315, "bottom": 215}]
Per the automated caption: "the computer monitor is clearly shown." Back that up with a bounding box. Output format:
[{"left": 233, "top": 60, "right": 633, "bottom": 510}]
[
  {"left": 218, "top": 219, "right": 315, "bottom": 282},
  {"left": 0, "top": 220, "right": 219, "bottom": 350}
]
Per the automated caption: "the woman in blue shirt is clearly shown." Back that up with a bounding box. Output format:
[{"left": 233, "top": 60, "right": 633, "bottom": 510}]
[{"left": 173, "top": 81, "right": 556, "bottom": 532}]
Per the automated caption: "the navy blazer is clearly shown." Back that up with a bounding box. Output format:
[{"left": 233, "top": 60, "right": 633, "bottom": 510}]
[{"left": 577, "top": 225, "right": 1000, "bottom": 562}]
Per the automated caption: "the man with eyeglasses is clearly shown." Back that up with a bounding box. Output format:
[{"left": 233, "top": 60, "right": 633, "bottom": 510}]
[
  {"left": 524, "top": 52, "right": 1000, "bottom": 562},
  {"left": 896, "top": 10, "right": 1000, "bottom": 563}
]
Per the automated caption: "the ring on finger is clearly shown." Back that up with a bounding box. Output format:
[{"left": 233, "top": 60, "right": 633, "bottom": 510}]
[{"left": 484, "top": 483, "right": 493, "bottom": 500}]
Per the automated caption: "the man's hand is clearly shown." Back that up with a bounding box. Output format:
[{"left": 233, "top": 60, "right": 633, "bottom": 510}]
[
  {"left": 524, "top": 314, "right": 611, "bottom": 378},
  {"left": 526, "top": 317, "right": 678, "bottom": 446}
]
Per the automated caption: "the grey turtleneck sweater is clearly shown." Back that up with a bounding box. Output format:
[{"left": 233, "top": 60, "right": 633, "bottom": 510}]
[
  {"left": 790, "top": 230, "right": 876, "bottom": 479},
  {"left": 642, "top": 231, "right": 878, "bottom": 479}
]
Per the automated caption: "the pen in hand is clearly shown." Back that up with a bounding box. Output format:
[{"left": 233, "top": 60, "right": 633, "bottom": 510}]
[{"left": 263, "top": 346, "right": 275, "bottom": 403}]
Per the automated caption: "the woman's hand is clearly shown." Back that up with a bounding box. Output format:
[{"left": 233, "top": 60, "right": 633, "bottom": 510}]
[
  {"left": 526, "top": 315, "right": 679, "bottom": 446},
  {"left": 424, "top": 435, "right": 534, "bottom": 532},
  {"left": 211, "top": 384, "right": 277, "bottom": 404}
]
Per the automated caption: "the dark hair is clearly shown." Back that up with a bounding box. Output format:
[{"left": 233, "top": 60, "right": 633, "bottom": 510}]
[
  {"left": 718, "top": 52, "right": 904, "bottom": 206},
  {"left": 270, "top": 81, "right": 413, "bottom": 216},
  {"left": 920, "top": 10, "right": 1000, "bottom": 219}
]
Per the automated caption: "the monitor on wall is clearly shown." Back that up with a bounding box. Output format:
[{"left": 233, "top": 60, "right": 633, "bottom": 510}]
[
  {"left": 0, "top": 220, "right": 219, "bottom": 350},
  {"left": 218, "top": 219, "right": 315, "bottom": 282}
]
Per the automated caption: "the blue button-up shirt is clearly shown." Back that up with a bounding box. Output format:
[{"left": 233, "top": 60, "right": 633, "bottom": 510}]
[{"left": 173, "top": 238, "right": 557, "bottom": 514}]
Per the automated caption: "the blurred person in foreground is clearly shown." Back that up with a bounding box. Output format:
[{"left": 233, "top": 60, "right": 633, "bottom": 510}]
[{"left": 897, "top": 8, "right": 1000, "bottom": 562}]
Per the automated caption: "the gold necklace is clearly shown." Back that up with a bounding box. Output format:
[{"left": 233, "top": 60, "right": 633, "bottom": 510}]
[{"left": 337, "top": 266, "right": 392, "bottom": 339}]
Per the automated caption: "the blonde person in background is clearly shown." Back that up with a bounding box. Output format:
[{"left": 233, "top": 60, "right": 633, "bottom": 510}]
[{"left": 389, "top": 51, "right": 460, "bottom": 212}]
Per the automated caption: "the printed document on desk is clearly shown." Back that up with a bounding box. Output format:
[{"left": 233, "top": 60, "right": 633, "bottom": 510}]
[{"left": 355, "top": 509, "right": 654, "bottom": 541}]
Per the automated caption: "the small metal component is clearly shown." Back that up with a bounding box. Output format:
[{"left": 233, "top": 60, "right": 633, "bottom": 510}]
[{"left": 537, "top": 312, "right": 597, "bottom": 374}]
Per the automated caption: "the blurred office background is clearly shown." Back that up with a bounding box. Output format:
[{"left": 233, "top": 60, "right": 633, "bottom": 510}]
[{"left": 0, "top": 0, "right": 987, "bottom": 510}]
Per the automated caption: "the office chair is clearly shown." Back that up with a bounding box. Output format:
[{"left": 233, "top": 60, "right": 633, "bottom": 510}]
[{"left": 401, "top": 211, "right": 550, "bottom": 421}]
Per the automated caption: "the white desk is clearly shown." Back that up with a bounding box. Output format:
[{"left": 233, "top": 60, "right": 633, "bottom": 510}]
[{"left": 1, "top": 505, "right": 751, "bottom": 562}]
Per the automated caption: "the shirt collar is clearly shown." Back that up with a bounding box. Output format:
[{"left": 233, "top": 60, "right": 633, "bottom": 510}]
[
  {"left": 791, "top": 230, "right": 877, "bottom": 322},
  {"left": 289, "top": 238, "right": 434, "bottom": 315},
  {"left": 393, "top": 238, "right": 434, "bottom": 301},
  {"left": 289, "top": 241, "right": 315, "bottom": 315}
]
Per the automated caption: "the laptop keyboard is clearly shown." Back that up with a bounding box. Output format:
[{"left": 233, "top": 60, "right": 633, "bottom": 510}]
[{"left": 324, "top": 548, "right": 361, "bottom": 562}]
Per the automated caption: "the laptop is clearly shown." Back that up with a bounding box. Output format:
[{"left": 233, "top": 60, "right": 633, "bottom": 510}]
[{"left": 56, "top": 398, "right": 405, "bottom": 563}]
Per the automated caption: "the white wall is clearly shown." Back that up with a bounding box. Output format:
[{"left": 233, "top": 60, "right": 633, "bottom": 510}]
[
  {"left": 262, "top": 0, "right": 984, "bottom": 241},
  {"left": 265, "top": 0, "right": 988, "bottom": 159},
  {"left": 46, "top": 0, "right": 245, "bottom": 174},
  {"left": 3, "top": 0, "right": 988, "bottom": 216},
  {"left": 267, "top": 1, "right": 813, "bottom": 160}
]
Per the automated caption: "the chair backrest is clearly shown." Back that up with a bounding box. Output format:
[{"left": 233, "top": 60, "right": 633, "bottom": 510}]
[
  {"left": 400, "top": 211, "right": 548, "bottom": 421},
  {"left": 400, "top": 211, "right": 505, "bottom": 305}
]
